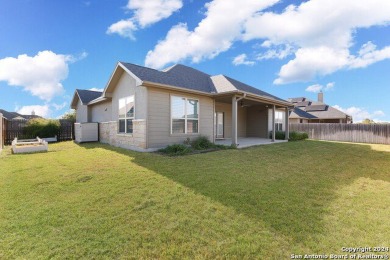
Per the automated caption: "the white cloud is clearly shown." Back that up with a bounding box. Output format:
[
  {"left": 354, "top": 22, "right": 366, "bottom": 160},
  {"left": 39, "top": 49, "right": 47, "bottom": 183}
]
[
  {"left": 257, "top": 44, "right": 294, "bottom": 60},
  {"left": 51, "top": 102, "right": 67, "bottom": 111},
  {"left": 88, "top": 88, "right": 104, "bottom": 92},
  {"left": 232, "top": 54, "right": 254, "bottom": 66},
  {"left": 107, "top": 0, "right": 183, "bottom": 39},
  {"left": 145, "top": 0, "right": 390, "bottom": 76},
  {"left": 325, "top": 82, "right": 335, "bottom": 91},
  {"left": 349, "top": 42, "right": 390, "bottom": 69},
  {"left": 127, "top": 0, "right": 183, "bottom": 28},
  {"left": 107, "top": 19, "right": 137, "bottom": 40},
  {"left": 274, "top": 47, "right": 349, "bottom": 84},
  {"left": 242, "top": 0, "right": 390, "bottom": 84},
  {"left": 145, "top": 0, "right": 279, "bottom": 68},
  {"left": 333, "top": 105, "right": 385, "bottom": 123},
  {"left": 0, "top": 51, "right": 78, "bottom": 101},
  {"left": 17, "top": 105, "right": 51, "bottom": 118},
  {"left": 306, "top": 82, "right": 335, "bottom": 92},
  {"left": 305, "top": 84, "right": 322, "bottom": 93}
]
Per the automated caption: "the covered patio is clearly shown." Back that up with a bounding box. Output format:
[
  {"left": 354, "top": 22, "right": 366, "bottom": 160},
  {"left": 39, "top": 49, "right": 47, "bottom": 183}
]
[
  {"left": 215, "top": 137, "right": 288, "bottom": 148},
  {"left": 213, "top": 91, "right": 292, "bottom": 147}
]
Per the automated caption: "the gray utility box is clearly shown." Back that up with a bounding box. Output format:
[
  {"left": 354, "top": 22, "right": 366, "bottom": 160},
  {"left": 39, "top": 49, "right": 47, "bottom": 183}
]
[{"left": 74, "top": 123, "right": 98, "bottom": 143}]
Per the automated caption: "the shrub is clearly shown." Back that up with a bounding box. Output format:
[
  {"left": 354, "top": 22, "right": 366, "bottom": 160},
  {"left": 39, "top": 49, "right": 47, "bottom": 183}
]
[
  {"left": 190, "top": 136, "right": 214, "bottom": 150},
  {"left": 289, "top": 131, "right": 308, "bottom": 141},
  {"left": 158, "top": 144, "right": 193, "bottom": 156},
  {"left": 269, "top": 131, "right": 286, "bottom": 140},
  {"left": 268, "top": 131, "right": 308, "bottom": 141},
  {"left": 23, "top": 118, "right": 60, "bottom": 138},
  {"left": 61, "top": 110, "right": 76, "bottom": 122}
]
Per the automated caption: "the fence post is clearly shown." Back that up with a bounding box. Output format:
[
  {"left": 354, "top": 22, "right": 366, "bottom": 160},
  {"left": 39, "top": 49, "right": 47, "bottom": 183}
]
[{"left": 0, "top": 113, "right": 3, "bottom": 150}]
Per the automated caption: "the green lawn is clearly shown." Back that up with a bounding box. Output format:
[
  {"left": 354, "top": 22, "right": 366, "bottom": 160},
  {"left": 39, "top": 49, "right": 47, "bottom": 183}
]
[{"left": 0, "top": 141, "right": 389, "bottom": 259}]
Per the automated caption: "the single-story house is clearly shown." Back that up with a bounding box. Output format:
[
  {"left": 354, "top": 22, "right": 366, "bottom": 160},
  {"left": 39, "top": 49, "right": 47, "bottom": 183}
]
[
  {"left": 0, "top": 109, "right": 42, "bottom": 121},
  {"left": 71, "top": 62, "right": 292, "bottom": 151},
  {"left": 289, "top": 93, "right": 353, "bottom": 123}
]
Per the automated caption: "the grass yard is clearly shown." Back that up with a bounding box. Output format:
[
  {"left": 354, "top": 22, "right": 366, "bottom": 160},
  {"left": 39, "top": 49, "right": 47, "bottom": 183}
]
[{"left": 0, "top": 141, "right": 389, "bottom": 259}]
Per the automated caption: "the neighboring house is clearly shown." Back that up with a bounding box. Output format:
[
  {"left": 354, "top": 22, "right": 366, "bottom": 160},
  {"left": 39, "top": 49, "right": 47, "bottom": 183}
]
[
  {"left": 71, "top": 62, "right": 292, "bottom": 151},
  {"left": 288, "top": 93, "right": 352, "bottom": 123},
  {"left": 0, "top": 109, "right": 41, "bottom": 121}
]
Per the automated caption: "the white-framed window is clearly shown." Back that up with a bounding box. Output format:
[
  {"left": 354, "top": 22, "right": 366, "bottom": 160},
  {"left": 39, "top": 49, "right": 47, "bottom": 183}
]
[
  {"left": 118, "top": 95, "right": 134, "bottom": 134},
  {"left": 171, "top": 96, "right": 199, "bottom": 134},
  {"left": 275, "top": 111, "right": 283, "bottom": 131}
]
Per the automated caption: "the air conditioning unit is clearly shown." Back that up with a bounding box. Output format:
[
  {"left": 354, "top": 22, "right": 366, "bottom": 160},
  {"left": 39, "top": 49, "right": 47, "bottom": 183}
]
[{"left": 74, "top": 123, "right": 98, "bottom": 143}]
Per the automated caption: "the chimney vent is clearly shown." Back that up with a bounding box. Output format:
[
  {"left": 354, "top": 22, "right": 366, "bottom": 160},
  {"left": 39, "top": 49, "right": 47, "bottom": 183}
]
[{"left": 318, "top": 91, "right": 324, "bottom": 103}]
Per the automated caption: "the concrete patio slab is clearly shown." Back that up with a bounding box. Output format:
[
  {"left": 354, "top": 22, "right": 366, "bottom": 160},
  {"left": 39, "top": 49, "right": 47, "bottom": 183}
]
[{"left": 215, "top": 138, "right": 287, "bottom": 148}]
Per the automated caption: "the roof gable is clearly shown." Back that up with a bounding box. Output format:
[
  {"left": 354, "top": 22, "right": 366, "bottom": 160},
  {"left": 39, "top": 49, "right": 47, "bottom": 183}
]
[
  {"left": 120, "top": 62, "right": 216, "bottom": 93},
  {"left": 70, "top": 89, "right": 103, "bottom": 109},
  {"left": 77, "top": 89, "right": 102, "bottom": 104},
  {"left": 224, "top": 76, "right": 287, "bottom": 103}
]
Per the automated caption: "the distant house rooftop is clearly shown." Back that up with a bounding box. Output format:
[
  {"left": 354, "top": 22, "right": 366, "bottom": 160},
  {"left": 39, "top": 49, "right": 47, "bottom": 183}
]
[
  {"left": 0, "top": 109, "right": 42, "bottom": 120},
  {"left": 288, "top": 93, "right": 352, "bottom": 122}
]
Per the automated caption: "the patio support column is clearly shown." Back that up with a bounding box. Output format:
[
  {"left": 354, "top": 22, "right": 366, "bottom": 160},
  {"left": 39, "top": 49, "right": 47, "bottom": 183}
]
[
  {"left": 232, "top": 96, "right": 238, "bottom": 146},
  {"left": 285, "top": 107, "right": 289, "bottom": 140},
  {"left": 272, "top": 105, "right": 276, "bottom": 142}
]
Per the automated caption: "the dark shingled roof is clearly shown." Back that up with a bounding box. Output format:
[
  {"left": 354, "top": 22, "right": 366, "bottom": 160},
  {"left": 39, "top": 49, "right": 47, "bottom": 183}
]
[
  {"left": 290, "top": 107, "right": 317, "bottom": 119},
  {"left": 0, "top": 109, "right": 23, "bottom": 120},
  {"left": 223, "top": 76, "right": 287, "bottom": 102},
  {"left": 120, "top": 63, "right": 217, "bottom": 93},
  {"left": 76, "top": 89, "right": 103, "bottom": 104},
  {"left": 0, "top": 109, "right": 42, "bottom": 120}
]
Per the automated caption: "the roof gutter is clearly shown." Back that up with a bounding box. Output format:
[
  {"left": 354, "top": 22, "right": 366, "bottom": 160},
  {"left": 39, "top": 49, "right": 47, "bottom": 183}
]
[
  {"left": 87, "top": 96, "right": 111, "bottom": 106},
  {"left": 235, "top": 91, "right": 292, "bottom": 107}
]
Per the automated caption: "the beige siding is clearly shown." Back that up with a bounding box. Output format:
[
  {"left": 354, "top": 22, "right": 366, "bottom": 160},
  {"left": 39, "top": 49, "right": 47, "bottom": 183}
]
[
  {"left": 215, "top": 102, "right": 232, "bottom": 138},
  {"left": 76, "top": 99, "right": 88, "bottom": 123},
  {"left": 215, "top": 102, "right": 246, "bottom": 138},
  {"left": 111, "top": 71, "right": 147, "bottom": 120},
  {"left": 147, "top": 87, "right": 214, "bottom": 148},
  {"left": 90, "top": 101, "right": 112, "bottom": 122},
  {"left": 246, "top": 106, "right": 268, "bottom": 138},
  {"left": 135, "top": 86, "right": 147, "bottom": 120},
  {"left": 238, "top": 106, "right": 247, "bottom": 137},
  {"left": 112, "top": 71, "right": 135, "bottom": 119}
]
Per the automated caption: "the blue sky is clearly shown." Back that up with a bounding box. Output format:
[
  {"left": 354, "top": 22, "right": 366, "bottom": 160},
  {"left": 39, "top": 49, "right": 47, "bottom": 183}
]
[{"left": 0, "top": 0, "right": 389, "bottom": 122}]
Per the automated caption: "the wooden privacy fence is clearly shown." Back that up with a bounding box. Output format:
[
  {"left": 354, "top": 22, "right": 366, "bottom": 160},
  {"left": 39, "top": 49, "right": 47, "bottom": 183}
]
[
  {"left": 3, "top": 119, "right": 75, "bottom": 145},
  {"left": 58, "top": 119, "right": 75, "bottom": 142},
  {"left": 290, "top": 123, "right": 390, "bottom": 145}
]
